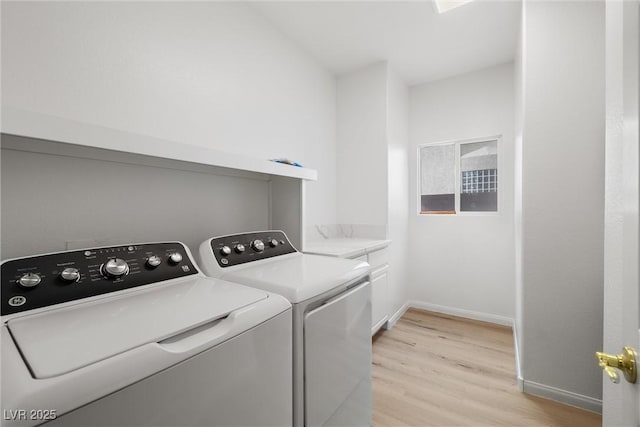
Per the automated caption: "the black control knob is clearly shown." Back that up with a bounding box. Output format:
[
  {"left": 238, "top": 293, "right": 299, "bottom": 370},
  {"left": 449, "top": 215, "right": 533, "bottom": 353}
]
[
  {"left": 251, "top": 240, "right": 265, "bottom": 252},
  {"left": 235, "top": 244, "right": 245, "bottom": 254},
  {"left": 102, "top": 258, "right": 129, "bottom": 278},
  {"left": 146, "top": 255, "right": 162, "bottom": 268},
  {"left": 18, "top": 272, "right": 41, "bottom": 288},
  {"left": 168, "top": 252, "right": 183, "bottom": 265},
  {"left": 220, "top": 246, "right": 232, "bottom": 256},
  {"left": 60, "top": 267, "right": 80, "bottom": 282},
  {"left": 269, "top": 239, "right": 279, "bottom": 248}
]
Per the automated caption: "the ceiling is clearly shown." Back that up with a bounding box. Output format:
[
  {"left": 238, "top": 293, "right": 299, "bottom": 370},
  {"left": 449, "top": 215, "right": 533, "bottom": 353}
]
[{"left": 251, "top": 0, "right": 521, "bottom": 86}]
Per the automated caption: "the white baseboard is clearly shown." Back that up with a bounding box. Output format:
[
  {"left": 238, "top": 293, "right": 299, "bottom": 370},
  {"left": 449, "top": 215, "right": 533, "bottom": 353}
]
[
  {"left": 522, "top": 380, "right": 602, "bottom": 414},
  {"left": 408, "top": 300, "right": 514, "bottom": 327},
  {"left": 385, "top": 302, "right": 410, "bottom": 329}
]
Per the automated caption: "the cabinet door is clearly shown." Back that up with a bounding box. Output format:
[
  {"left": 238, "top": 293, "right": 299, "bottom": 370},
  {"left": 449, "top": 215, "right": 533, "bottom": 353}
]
[{"left": 371, "top": 271, "right": 389, "bottom": 334}]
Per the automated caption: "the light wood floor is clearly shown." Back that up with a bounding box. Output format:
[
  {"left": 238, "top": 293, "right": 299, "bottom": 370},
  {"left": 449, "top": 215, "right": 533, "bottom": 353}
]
[{"left": 372, "top": 309, "right": 601, "bottom": 427}]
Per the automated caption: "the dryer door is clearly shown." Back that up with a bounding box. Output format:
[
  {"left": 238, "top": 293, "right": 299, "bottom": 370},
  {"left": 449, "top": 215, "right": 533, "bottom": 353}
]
[{"left": 304, "top": 281, "right": 371, "bottom": 427}]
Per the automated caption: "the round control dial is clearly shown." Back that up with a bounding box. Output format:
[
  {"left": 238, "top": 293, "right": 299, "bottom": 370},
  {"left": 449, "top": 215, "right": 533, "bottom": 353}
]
[
  {"left": 60, "top": 267, "right": 80, "bottom": 282},
  {"left": 220, "top": 246, "right": 232, "bottom": 256},
  {"left": 18, "top": 272, "right": 41, "bottom": 288},
  {"left": 146, "top": 255, "right": 162, "bottom": 268},
  {"left": 251, "top": 240, "right": 265, "bottom": 252},
  {"left": 102, "top": 258, "right": 129, "bottom": 278},
  {"left": 269, "top": 239, "right": 279, "bottom": 248},
  {"left": 168, "top": 252, "right": 183, "bottom": 265},
  {"left": 234, "top": 244, "right": 245, "bottom": 254}
]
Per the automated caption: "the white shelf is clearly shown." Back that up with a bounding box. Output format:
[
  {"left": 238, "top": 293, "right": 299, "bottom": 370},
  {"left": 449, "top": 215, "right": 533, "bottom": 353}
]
[{"left": 0, "top": 107, "right": 318, "bottom": 181}]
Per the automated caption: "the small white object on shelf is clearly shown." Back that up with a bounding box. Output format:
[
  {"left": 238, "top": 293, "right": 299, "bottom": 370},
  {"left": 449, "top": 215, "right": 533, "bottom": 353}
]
[{"left": 1, "top": 107, "right": 318, "bottom": 181}]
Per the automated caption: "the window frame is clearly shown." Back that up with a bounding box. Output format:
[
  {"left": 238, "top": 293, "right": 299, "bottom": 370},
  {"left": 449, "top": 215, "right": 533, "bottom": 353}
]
[{"left": 417, "top": 135, "right": 502, "bottom": 216}]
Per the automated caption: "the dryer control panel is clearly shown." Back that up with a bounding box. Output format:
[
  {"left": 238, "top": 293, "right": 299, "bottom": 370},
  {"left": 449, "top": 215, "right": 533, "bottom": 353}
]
[
  {"left": 208, "top": 231, "right": 297, "bottom": 268},
  {"left": 1, "top": 242, "right": 197, "bottom": 316}
]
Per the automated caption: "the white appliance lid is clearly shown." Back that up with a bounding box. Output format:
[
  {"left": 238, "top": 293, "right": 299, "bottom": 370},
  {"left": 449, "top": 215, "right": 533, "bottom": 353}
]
[
  {"left": 7, "top": 277, "right": 268, "bottom": 379},
  {"left": 221, "top": 253, "right": 370, "bottom": 303}
]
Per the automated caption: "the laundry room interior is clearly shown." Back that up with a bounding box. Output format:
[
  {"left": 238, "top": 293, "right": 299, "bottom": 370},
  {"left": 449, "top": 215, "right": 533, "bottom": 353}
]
[{"left": 1, "top": 1, "right": 638, "bottom": 426}]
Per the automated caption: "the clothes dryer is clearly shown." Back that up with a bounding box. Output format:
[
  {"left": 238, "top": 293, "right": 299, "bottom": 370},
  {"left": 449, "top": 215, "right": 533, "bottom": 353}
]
[{"left": 199, "top": 231, "right": 371, "bottom": 427}]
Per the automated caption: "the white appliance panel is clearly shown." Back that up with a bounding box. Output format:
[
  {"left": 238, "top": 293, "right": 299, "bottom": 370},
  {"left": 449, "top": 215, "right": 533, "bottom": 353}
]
[
  {"left": 304, "top": 282, "right": 372, "bottom": 427},
  {"left": 43, "top": 310, "right": 293, "bottom": 427}
]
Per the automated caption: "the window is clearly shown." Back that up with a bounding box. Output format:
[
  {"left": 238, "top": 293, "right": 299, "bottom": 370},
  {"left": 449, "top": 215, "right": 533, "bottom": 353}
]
[{"left": 419, "top": 138, "right": 499, "bottom": 214}]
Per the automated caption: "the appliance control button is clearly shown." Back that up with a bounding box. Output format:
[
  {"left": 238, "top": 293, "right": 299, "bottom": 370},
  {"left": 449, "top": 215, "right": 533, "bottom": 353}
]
[
  {"left": 269, "top": 239, "right": 279, "bottom": 248},
  {"left": 279, "top": 240, "right": 285, "bottom": 246},
  {"left": 251, "top": 240, "right": 265, "bottom": 252},
  {"left": 60, "top": 267, "right": 80, "bottom": 282},
  {"left": 102, "top": 258, "right": 129, "bottom": 278},
  {"left": 8, "top": 296, "right": 26, "bottom": 307},
  {"left": 168, "top": 252, "right": 183, "bottom": 265},
  {"left": 234, "top": 244, "right": 246, "bottom": 254},
  {"left": 220, "top": 246, "right": 232, "bottom": 256},
  {"left": 18, "top": 273, "right": 41, "bottom": 288},
  {"left": 146, "top": 255, "right": 162, "bottom": 268}
]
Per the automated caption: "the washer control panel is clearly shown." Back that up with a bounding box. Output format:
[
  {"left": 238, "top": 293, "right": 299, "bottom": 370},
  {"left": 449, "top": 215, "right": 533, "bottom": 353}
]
[
  {"left": 1, "top": 242, "right": 197, "bottom": 316},
  {"left": 209, "top": 231, "right": 297, "bottom": 268}
]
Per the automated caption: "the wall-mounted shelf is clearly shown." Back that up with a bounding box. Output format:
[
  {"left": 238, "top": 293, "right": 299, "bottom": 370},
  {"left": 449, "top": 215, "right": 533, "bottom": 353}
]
[{"left": 0, "top": 107, "right": 318, "bottom": 181}]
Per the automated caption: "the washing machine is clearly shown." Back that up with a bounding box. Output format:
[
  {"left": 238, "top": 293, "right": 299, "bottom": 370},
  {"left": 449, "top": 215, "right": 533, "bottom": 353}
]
[
  {"left": 198, "top": 231, "right": 372, "bottom": 427},
  {"left": 1, "top": 241, "right": 292, "bottom": 427}
]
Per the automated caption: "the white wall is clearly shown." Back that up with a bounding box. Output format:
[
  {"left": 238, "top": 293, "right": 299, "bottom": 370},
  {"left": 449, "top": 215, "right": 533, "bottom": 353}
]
[
  {"left": 336, "top": 62, "right": 388, "bottom": 226},
  {"left": 1, "top": 1, "right": 336, "bottom": 228},
  {"left": 386, "top": 67, "right": 410, "bottom": 318},
  {"left": 334, "top": 61, "right": 409, "bottom": 318},
  {"left": 519, "top": 0, "right": 604, "bottom": 406},
  {"left": 1, "top": 136, "right": 271, "bottom": 259},
  {"left": 408, "top": 63, "right": 516, "bottom": 322}
]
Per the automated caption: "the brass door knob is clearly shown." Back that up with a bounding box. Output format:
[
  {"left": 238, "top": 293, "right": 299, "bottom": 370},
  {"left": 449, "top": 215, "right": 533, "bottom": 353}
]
[{"left": 595, "top": 347, "right": 637, "bottom": 384}]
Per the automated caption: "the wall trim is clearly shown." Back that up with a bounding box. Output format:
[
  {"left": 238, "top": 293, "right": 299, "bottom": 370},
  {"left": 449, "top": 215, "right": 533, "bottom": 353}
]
[
  {"left": 385, "top": 302, "right": 410, "bottom": 329},
  {"left": 513, "top": 324, "right": 524, "bottom": 391},
  {"left": 522, "top": 380, "right": 602, "bottom": 414},
  {"left": 408, "top": 300, "right": 514, "bottom": 327}
]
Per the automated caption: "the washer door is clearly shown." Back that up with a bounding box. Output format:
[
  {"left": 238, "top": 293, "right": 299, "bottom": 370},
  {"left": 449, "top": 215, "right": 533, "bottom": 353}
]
[
  {"left": 304, "top": 281, "right": 372, "bottom": 427},
  {"left": 7, "top": 277, "right": 266, "bottom": 379}
]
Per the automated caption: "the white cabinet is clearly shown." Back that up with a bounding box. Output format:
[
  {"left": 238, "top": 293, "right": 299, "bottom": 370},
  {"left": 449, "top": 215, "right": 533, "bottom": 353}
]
[
  {"left": 370, "top": 268, "right": 389, "bottom": 335},
  {"left": 366, "top": 247, "right": 389, "bottom": 335}
]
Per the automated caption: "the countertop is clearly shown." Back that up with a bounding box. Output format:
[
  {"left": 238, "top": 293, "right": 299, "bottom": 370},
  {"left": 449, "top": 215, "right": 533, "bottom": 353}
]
[{"left": 303, "top": 238, "right": 391, "bottom": 259}]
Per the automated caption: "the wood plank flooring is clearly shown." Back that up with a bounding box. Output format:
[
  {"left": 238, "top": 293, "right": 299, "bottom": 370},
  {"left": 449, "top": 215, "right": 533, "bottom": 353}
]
[{"left": 372, "top": 309, "right": 601, "bottom": 427}]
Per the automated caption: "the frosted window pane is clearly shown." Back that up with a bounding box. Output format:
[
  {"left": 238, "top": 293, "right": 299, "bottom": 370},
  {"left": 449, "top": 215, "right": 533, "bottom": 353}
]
[{"left": 420, "top": 144, "right": 455, "bottom": 212}]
